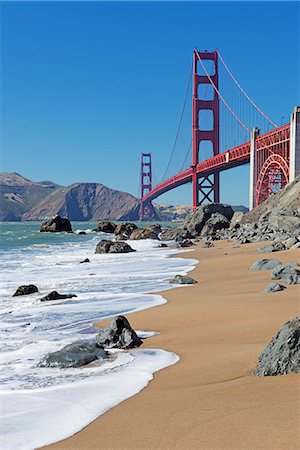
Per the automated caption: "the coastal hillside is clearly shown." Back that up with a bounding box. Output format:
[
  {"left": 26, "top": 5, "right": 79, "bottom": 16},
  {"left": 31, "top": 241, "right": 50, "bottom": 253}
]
[
  {"left": 0, "top": 173, "right": 60, "bottom": 221},
  {"left": 22, "top": 182, "right": 141, "bottom": 221}
]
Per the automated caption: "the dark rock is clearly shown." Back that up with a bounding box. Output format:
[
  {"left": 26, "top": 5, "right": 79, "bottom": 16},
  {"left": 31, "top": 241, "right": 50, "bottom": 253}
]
[
  {"left": 179, "top": 239, "right": 194, "bottom": 248},
  {"left": 264, "top": 283, "right": 286, "bottom": 293},
  {"left": 39, "top": 342, "right": 108, "bottom": 368},
  {"left": 159, "top": 243, "right": 168, "bottom": 248},
  {"left": 93, "top": 221, "right": 117, "bottom": 233},
  {"left": 271, "top": 264, "right": 300, "bottom": 285},
  {"left": 95, "top": 240, "right": 136, "bottom": 254},
  {"left": 80, "top": 258, "right": 90, "bottom": 264},
  {"left": 40, "top": 291, "right": 77, "bottom": 302},
  {"left": 257, "top": 242, "right": 286, "bottom": 254},
  {"left": 251, "top": 259, "right": 282, "bottom": 271},
  {"left": 254, "top": 317, "right": 300, "bottom": 376},
  {"left": 40, "top": 215, "right": 72, "bottom": 233},
  {"left": 169, "top": 274, "right": 197, "bottom": 285},
  {"left": 95, "top": 316, "right": 142, "bottom": 349},
  {"left": 13, "top": 284, "right": 38, "bottom": 297},
  {"left": 130, "top": 224, "right": 162, "bottom": 240},
  {"left": 237, "top": 237, "right": 251, "bottom": 245},
  {"left": 78, "top": 231, "right": 87, "bottom": 235},
  {"left": 114, "top": 222, "right": 138, "bottom": 240},
  {"left": 202, "top": 241, "right": 215, "bottom": 248},
  {"left": 182, "top": 203, "right": 234, "bottom": 237}
]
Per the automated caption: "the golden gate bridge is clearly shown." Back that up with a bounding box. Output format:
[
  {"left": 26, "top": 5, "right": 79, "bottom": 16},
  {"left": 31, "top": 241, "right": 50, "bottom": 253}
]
[{"left": 139, "top": 49, "right": 299, "bottom": 220}]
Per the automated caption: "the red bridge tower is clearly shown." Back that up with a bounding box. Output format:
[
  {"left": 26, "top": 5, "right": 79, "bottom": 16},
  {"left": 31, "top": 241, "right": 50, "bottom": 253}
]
[
  {"left": 139, "top": 153, "right": 155, "bottom": 221},
  {"left": 192, "top": 49, "right": 220, "bottom": 211}
]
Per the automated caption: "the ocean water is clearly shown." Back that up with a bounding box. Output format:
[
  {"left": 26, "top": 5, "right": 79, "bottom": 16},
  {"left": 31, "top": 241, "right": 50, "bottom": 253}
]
[{"left": 0, "top": 222, "right": 197, "bottom": 449}]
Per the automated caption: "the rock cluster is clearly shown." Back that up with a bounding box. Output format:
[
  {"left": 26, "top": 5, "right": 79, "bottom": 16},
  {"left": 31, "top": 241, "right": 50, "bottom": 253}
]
[
  {"left": 93, "top": 221, "right": 162, "bottom": 241},
  {"left": 39, "top": 316, "right": 143, "bottom": 369},
  {"left": 254, "top": 317, "right": 300, "bottom": 376}
]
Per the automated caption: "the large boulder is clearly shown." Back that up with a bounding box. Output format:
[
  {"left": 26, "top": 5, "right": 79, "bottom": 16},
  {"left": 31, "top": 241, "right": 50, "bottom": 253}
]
[
  {"left": 40, "top": 291, "right": 77, "bottom": 302},
  {"left": 251, "top": 259, "right": 282, "bottom": 271},
  {"left": 13, "top": 284, "right": 38, "bottom": 297},
  {"left": 95, "top": 316, "right": 142, "bottom": 349},
  {"left": 254, "top": 317, "right": 300, "bottom": 376},
  {"left": 114, "top": 222, "right": 138, "bottom": 240},
  {"left": 39, "top": 342, "right": 108, "bottom": 368},
  {"left": 93, "top": 221, "right": 117, "bottom": 233},
  {"left": 40, "top": 215, "right": 72, "bottom": 233},
  {"left": 182, "top": 203, "right": 234, "bottom": 237},
  {"left": 130, "top": 224, "right": 162, "bottom": 240},
  {"left": 95, "top": 240, "right": 136, "bottom": 254}
]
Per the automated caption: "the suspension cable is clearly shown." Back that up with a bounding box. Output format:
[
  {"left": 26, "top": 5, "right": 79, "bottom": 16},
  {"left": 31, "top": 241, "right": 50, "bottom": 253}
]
[
  {"left": 160, "top": 64, "right": 193, "bottom": 182},
  {"left": 195, "top": 49, "right": 251, "bottom": 134},
  {"left": 179, "top": 140, "right": 192, "bottom": 173},
  {"left": 217, "top": 49, "right": 277, "bottom": 128}
]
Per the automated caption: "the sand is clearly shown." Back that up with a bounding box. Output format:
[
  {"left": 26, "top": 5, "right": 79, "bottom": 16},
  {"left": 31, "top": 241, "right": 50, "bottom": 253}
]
[{"left": 45, "top": 241, "right": 300, "bottom": 450}]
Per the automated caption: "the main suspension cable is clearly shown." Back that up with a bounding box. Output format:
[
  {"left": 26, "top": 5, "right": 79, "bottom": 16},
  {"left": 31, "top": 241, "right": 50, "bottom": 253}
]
[
  {"left": 217, "top": 49, "right": 277, "bottom": 128},
  {"left": 195, "top": 49, "right": 251, "bottom": 134}
]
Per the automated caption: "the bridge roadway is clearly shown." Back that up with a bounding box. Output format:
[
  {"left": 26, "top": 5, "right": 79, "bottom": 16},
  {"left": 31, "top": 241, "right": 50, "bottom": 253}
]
[{"left": 142, "top": 141, "right": 251, "bottom": 203}]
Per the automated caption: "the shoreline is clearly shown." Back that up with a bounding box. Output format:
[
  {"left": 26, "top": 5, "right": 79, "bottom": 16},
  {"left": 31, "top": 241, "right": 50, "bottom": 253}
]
[{"left": 44, "top": 240, "right": 300, "bottom": 449}]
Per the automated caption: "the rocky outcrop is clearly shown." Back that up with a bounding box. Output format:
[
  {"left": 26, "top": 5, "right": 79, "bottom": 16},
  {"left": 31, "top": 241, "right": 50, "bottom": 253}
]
[
  {"left": 182, "top": 204, "right": 234, "bottom": 237},
  {"left": 39, "top": 342, "right": 108, "bottom": 368},
  {"left": 40, "top": 291, "right": 77, "bottom": 302},
  {"left": 242, "top": 174, "right": 300, "bottom": 233},
  {"left": 93, "top": 221, "right": 117, "bottom": 233},
  {"left": 254, "top": 317, "right": 300, "bottom": 376},
  {"left": 130, "top": 224, "right": 162, "bottom": 240},
  {"left": 95, "top": 316, "right": 142, "bottom": 349},
  {"left": 40, "top": 215, "right": 72, "bottom": 232},
  {"left": 251, "top": 259, "right": 281, "bottom": 271},
  {"left": 95, "top": 240, "right": 136, "bottom": 254},
  {"left": 13, "top": 285, "right": 38, "bottom": 296},
  {"left": 114, "top": 223, "right": 138, "bottom": 240},
  {"left": 169, "top": 275, "right": 197, "bottom": 285}
]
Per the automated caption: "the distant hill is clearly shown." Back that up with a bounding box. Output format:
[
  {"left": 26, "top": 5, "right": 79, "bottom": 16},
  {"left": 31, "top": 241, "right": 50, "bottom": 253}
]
[
  {"left": 0, "top": 172, "right": 249, "bottom": 222},
  {"left": 23, "top": 182, "right": 140, "bottom": 221},
  {"left": 0, "top": 173, "right": 61, "bottom": 221}
]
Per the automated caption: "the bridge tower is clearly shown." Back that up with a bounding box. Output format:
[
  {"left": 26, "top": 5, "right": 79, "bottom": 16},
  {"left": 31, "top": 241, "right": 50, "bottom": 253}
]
[
  {"left": 192, "top": 49, "right": 220, "bottom": 211},
  {"left": 139, "top": 153, "right": 155, "bottom": 221}
]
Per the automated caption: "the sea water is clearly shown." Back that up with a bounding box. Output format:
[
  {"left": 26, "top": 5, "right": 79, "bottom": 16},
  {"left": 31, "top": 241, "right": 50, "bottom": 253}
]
[{"left": 0, "top": 222, "right": 197, "bottom": 449}]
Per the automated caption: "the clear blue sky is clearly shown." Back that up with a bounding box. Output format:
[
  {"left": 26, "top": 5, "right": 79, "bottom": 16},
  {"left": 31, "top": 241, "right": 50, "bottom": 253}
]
[{"left": 1, "top": 1, "right": 299, "bottom": 207}]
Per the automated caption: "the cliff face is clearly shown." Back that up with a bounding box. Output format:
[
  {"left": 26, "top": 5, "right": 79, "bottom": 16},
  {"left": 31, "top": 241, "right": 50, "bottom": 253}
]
[
  {"left": 0, "top": 173, "right": 60, "bottom": 221},
  {"left": 22, "top": 183, "right": 140, "bottom": 221}
]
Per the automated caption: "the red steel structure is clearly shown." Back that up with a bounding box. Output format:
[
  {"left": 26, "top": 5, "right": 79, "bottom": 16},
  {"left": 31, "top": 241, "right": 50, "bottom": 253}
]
[
  {"left": 139, "top": 49, "right": 299, "bottom": 220},
  {"left": 192, "top": 50, "right": 220, "bottom": 210}
]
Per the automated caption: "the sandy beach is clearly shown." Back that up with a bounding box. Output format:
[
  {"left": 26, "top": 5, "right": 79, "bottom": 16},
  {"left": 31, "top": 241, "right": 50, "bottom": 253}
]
[{"left": 45, "top": 240, "right": 300, "bottom": 450}]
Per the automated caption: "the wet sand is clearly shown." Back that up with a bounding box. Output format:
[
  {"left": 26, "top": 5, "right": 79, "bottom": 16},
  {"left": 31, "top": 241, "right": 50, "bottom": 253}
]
[{"left": 45, "top": 241, "right": 300, "bottom": 449}]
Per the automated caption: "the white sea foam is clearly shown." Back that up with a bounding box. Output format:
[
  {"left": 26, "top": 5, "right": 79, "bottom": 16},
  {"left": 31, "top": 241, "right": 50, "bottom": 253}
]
[{"left": 0, "top": 228, "right": 197, "bottom": 448}]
